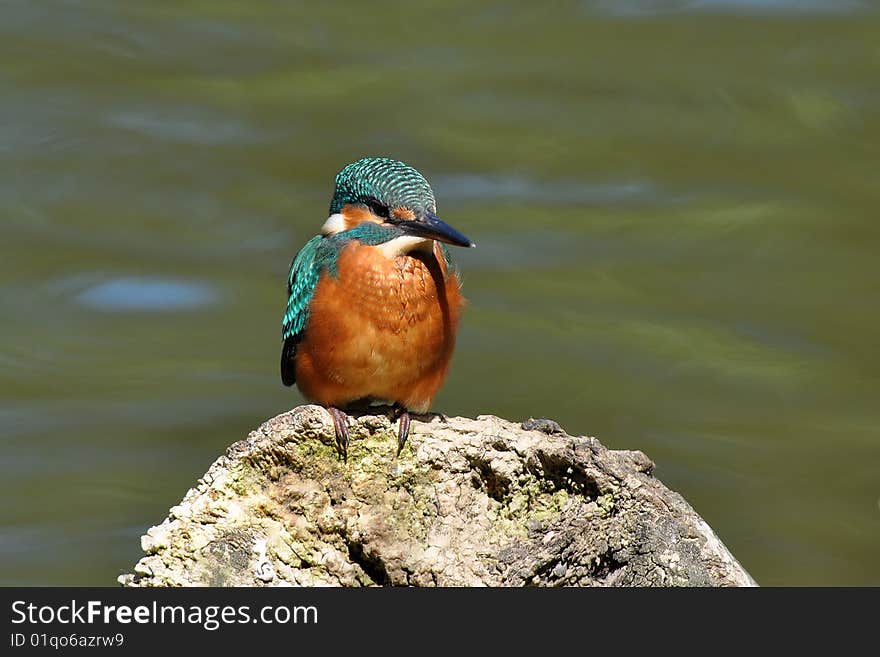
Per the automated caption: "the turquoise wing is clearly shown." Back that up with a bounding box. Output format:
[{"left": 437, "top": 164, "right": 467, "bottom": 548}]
[{"left": 281, "top": 235, "right": 324, "bottom": 386}]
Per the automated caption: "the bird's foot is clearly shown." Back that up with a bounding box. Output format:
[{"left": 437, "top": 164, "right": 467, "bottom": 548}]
[{"left": 328, "top": 406, "right": 350, "bottom": 462}]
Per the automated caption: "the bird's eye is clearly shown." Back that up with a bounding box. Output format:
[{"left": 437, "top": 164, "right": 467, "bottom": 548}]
[{"left": 366, "top": 199, "right": 390, "bottom": 219}]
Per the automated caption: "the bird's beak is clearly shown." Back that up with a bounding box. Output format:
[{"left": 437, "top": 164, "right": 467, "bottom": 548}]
[{"left": 398, "top": 211, "right": 475, "bottom": 248}]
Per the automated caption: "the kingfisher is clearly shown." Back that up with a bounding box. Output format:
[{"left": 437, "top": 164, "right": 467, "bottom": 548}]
[{"left": 280, "top": 157, "right": 474, "bottom": 460}]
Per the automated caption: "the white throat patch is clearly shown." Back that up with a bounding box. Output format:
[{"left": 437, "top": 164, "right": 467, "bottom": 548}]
[{"left": 378, "top": 235, "right": 434, "bottom": 258}]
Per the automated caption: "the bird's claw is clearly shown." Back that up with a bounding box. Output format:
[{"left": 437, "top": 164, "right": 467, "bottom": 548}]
[
  {"left": 396, "top": 410, "right": 411, "bottom": 456},
  {"left": 329, "top": 404, "right": 413, "bottom": 461},
  {"left": 328, "top": 407, "right": 350, "bottom": 462}
]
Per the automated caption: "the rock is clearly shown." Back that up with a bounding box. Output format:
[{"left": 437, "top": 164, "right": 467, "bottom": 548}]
[{"left": 119, "top": 405, "right": 757, "bottom": 587}]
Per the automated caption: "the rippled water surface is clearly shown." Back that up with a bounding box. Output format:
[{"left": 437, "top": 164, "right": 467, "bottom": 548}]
[{"left": 2, "top": 0, "right": 879, "bottom": 586}]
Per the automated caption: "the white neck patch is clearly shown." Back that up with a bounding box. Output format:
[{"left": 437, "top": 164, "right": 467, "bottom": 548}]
[{"left": 320, "top": 213, "right": 347, "bottom": 235}]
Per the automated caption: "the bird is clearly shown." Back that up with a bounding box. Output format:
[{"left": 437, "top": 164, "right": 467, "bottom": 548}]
[{"left": 280, "top": 157, "right": 474, "bottom": 460}]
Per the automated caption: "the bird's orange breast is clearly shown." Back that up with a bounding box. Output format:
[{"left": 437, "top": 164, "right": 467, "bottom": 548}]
[{"left": 293, "top": 241, "right": 465, "bottom": 413}]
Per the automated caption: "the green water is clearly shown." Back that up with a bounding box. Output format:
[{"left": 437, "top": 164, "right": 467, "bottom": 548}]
[{"left": 2, "top": 1, "right": 878, "bottom": 586}]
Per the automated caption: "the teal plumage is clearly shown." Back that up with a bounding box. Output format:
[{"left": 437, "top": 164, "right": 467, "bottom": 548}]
[
  {"left": 279, "top": 237, "right": 322, "bottom": 385},
  {"left": 329, "top": 157, "right": 437, "bottom": 216},
  {"left": 282, "top": 235, "right": 323, "bottom": 344}
]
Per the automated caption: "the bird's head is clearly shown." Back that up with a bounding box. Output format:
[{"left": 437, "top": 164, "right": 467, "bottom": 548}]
[{"left": 321, "top": 157, "right": 474, "bottom": 251}]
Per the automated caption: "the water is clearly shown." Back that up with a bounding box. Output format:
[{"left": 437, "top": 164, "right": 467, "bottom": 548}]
[{"left": 2, "top": 0, "right": 878, "bottom": 586}]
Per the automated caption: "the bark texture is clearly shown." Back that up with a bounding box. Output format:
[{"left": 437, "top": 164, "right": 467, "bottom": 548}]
[{"left": 119, "top": 405, "right": 756, "bottom": 587}]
